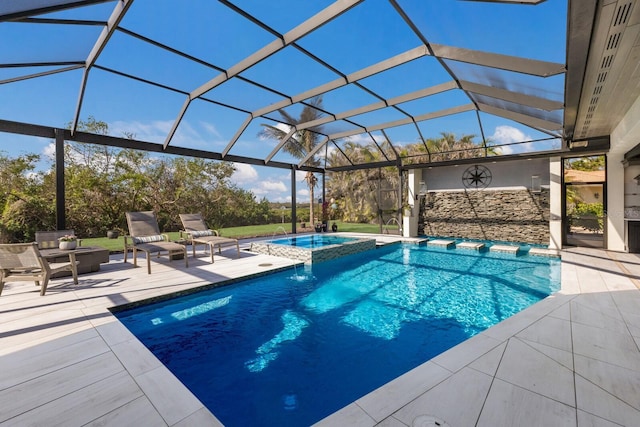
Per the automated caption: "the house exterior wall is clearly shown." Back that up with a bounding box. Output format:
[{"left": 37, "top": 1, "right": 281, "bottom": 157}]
[{"left": 417, "top": 159, "right": 550, "bottom": 244}]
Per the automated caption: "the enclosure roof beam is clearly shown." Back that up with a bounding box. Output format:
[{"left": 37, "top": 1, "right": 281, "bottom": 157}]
[
  {"left": 71, "top": 0, "right": 133, "bottom": 135},
  {"left": 163, "top": 0, "right": 363, "bottom": 149}
]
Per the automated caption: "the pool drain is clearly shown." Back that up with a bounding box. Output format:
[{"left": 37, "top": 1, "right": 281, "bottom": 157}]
[{"left": 412, "top": 415, "right": 450, "bottom": 427}]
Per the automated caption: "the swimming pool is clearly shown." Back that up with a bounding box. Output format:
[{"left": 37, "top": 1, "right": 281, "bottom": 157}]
[{"left": 115, "top": 243, "right": 560, "bottom": 426}]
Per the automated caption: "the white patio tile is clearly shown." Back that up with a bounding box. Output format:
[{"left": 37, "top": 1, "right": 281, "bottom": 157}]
[
  {"left": 373, "top": 416, "right": 408, "bottom": 427},
  {"left": 495, "top": 338, "right": 575, "bottom": 406},
  {"left": 478, "top": 379, "right": 576, "bottom": 427},
  {"left": 355, "top": 361, "right": 451, "bottom": 422},
  {"left": 110, "top": 337, "right": 164, "bottom": 377},
  {"left": 516, "top": 338, "right": 574, "bottom": 370},
  {"left": 0, "top": 352, "right": 124, "bottom": 423},
  {"left": 574, "top": 355, "right": 640, "bottom": 411},
  {"left": 576, "top": 410, "right": 621, "bottom": 427},
  {"left": 0, "top": 333, "right": 109, "bottom": 390},
  {"left": 431, "top": 333, "right": 502, "bottom": 372},
  {"left": 571, "top": 292, "right": 624, "bottom": 321},
  {"left": 313, "top": 403, "right": 376, "bottom": 427},
  {"left": 547, "top": 301, "right": 572, "bottom": 320},
  {"left": 2, "top": 370, "right": 143, "bottom": 427},
  {"left": 575, "top": 375, "right": 640, "bottom": 426},
  {"left": 392, "top": 367, "right": 492, "bottom": 427},
  {"left": 84, "top": 396, "right": 168, "bottom": 427},
  {"left": 468, "top": 341, "right": 507, "bottom": 376},
  {"left": 572, "top": 322, "right": 640, "bottom": 371},
  {"left": 94, "top": 315, "right": 138, "bottom": 346},
  {"left": 570, "top": 300, "right": 628, "bottom": 334},
  {"left": 172, "top": 407, "right": 224, "bottom": 427},
  {"left": 134, "top": 365, "right": 205, "bottom": 426},
  {"left": 516, "top": 314, "right": 572, "bottom": 352}
]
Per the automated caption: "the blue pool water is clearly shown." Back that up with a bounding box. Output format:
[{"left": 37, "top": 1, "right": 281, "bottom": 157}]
[
  {"left": 269, "top": 234, "right": 357, "bottom": 248},
  {"left": 115, "top": 243, "right": 560, "bottom": 427}
]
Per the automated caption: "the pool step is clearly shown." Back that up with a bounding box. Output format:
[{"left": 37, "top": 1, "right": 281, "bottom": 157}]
[
  {"left": 528, "top": 247, "right": 560, "bottom": 257},
  {"left": 489, "top": 244, "right": 521, "bottom": 254},
  {"left": 456, "top": 242, "right": 485, "bottom": 251},
  {"left": 427, "top": 239, "right": 456, "bottom": 248}
]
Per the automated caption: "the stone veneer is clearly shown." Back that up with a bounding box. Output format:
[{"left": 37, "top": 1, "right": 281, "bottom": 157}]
[
  {"left": 250, "top": 237, "right": 376, "bottom": 263},
  {"left": 419, "top": 188, "right": 550, "bottom": 244}
]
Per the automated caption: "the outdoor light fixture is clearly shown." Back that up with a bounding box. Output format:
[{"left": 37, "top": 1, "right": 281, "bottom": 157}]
[
  {"left": 531, "top": 175, "right": 541, "bottom": 193},
  {"left": 568, "top": 140, "right": 589, "bottom": 149},
  {"left": 634, "top": 174, "right": 640, "bottom": 185},
  {"left": 416, "top": 180, "right": 428, "bottom": 200}
]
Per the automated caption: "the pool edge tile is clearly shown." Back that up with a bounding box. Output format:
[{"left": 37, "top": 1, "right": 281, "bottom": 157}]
[{"left": 355, "top": 361, "right": 451, "bottom": 422}]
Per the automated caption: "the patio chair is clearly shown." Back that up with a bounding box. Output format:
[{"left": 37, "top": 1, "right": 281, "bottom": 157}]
[
  {"left": 125, "top": 211, "right": 188, "bottom": 274},
  {"left": 0, "top": 242, "right": 78, "bottom": 296},
  {"left": 179, "top": 213, "right": 240, "bottom": 263}
]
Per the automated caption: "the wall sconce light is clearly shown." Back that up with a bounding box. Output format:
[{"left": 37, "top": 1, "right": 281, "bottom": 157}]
[
  {"left": 568, "top": 140, "right": 589, "bottom": 149},
  {"left": 531, "top": 175, "right": 541, "bottom": 193},
  {"left": 594, "top": 192, "right": 600, "bottom": 200},
  {"left": 635, "top": 174, "right": 640, "bottom": 185},
  {"left": 416, "top": 180, "right": 428, "bottom": 200}
]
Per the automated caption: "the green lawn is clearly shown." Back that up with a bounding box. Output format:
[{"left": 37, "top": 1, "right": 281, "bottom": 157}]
[{"left": 81, "top": 221, "right": 384, "bottom": 252}]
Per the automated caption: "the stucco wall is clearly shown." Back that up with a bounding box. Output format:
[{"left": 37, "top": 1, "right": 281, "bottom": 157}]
[{"left": 422, "top": 158, "right": 550, "bottom": 191}]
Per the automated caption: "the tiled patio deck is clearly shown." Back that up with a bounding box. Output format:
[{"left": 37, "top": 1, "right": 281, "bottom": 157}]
[{"left": 1, "top": 239, "right": 639, "bottom": 426}]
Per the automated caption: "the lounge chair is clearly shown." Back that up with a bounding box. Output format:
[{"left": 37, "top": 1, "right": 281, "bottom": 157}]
[
  {"left": 125, "top": 211, "right": 188, "bottom": 274},
  {"left": 179, "top": 213, "right": 240, "bottom": 263},
  {"left": 0, "top": 242, "right": 79, "bottom": 296}
]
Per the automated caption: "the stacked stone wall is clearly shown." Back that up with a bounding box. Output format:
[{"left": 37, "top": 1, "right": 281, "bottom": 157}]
[{"left": 419, "top": 188, "right": 550, "bottom": 244}]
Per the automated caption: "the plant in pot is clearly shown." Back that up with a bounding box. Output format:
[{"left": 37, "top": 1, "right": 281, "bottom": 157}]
[
  {"left": 321, "top": 201, "right": 329, "bottom": 232},
  {"left": 58, "top": 234, "right": 78, "bottom": 250},
  {"left": 106, "top": 229, "right": 120, "bottom": 239}
]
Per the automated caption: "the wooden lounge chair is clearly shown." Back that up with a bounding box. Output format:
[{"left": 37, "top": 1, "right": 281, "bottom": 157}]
[
  {"left": 179, "top": 213, "right": 240, "bottom": 263},
  {"left": 125, "top": 211, "right": 188, "bottom": 274},
  {"left": 0, "top": 242, "right": 78, "bottom": 296}
]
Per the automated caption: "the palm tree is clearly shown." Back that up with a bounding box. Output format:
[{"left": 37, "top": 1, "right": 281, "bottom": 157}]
[{"left": 259, "top": 96, "right": 325, "bottom": 225}]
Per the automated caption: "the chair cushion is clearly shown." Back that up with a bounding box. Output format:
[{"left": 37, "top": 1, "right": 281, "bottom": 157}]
[
  {"left": 132, "top": 235, "right": 165, "bottom": 244},
  {"left": 190, "top": 230, "right": 215, "bottom": 238}
]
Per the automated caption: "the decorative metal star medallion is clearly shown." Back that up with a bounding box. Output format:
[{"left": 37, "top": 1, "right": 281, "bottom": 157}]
[{"left": 462, "top": 165, "right": 492, "bottom": 189}]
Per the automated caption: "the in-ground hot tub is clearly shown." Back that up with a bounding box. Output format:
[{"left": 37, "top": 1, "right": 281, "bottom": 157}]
[{"left": 249, "top": 234, "right": 376, "bottom": 263}]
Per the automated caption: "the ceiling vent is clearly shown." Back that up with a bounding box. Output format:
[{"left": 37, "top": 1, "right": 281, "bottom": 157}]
[{"left": 577, "top": 1, "right": 633, "bottom": 140}]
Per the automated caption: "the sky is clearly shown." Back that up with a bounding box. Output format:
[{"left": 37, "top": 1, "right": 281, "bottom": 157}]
[{"left": 0, "top": 0, "right": 567, "bottom": 203}]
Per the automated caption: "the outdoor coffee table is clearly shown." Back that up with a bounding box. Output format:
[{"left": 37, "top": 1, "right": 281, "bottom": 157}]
[{"left": 40, "top": 246, "right": 110, "bottom": 278}]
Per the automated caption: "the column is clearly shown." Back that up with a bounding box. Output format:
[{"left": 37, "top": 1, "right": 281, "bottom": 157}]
[{"left": 548, "top": 157, "right": 562, "bottom": 250}]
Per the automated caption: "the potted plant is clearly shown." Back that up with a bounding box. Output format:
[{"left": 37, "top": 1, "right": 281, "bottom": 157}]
[
  {"left": 106, "top": 229, "right": 120, "bottom": 239},
  {"left": 321, "top": 201, "right": 330, "bottom": 232},
  {"left": 58, "top": 234, "right": 78, "bottom": 250}
]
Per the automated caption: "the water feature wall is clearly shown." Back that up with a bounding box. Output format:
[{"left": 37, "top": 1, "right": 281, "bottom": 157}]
[{"left": 419, "top": 188, "right": 550, "bottom": 244}]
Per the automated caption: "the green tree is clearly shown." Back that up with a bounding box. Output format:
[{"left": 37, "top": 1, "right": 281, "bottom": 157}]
[
  {"left": 0, "top": 152, "right": 54, "bottom": 242},
  {"left": 259, "top": 96, "right": 324, "bottom": 224}
]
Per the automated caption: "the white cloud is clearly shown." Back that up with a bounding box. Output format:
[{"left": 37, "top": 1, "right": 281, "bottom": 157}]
[
  {"left": 489, "top": 125, "right": 532, "bottom": 155},
  {"left": 109, "top": 119, "right": 226, "bottom": 149},
  {"left": 43, "top": 142, "right": 56, "bottom": 160},
  {"left": 232, "top": 163, "right": 258, "bottom": 184},
  {"left": 261, "top": 180, "right": 287, "bottom": 192},
  {"left": 271, "top": 195, "right": 292, "bottom": 203},
  {"left": 200, "top": 121, "right": 222, "bottom": 139}
]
